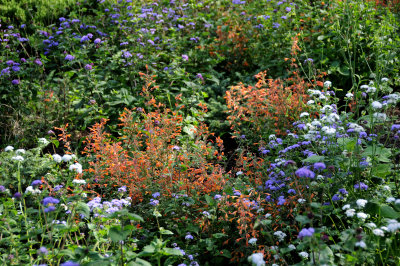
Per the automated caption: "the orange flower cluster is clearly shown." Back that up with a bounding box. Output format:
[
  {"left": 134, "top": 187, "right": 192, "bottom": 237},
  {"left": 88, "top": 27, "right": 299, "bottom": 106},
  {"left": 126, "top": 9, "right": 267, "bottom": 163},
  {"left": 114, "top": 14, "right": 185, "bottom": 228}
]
[
  {"left": 226, "top": 35, "right": 325, "bottom": 139},
  {"left": 82, "top": 73, "right": 226, "bottom": 202}
]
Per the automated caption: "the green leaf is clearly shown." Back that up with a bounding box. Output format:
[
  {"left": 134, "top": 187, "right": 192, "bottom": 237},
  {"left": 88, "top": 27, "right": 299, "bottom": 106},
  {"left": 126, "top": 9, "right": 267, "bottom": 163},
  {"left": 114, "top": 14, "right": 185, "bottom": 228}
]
[
  {"left": 380, "top": 205, "right": 400, "bottom": 219},
  {"left": 302, "top": 155, "right": 325, "bottom": 163},
  {"left": 108, "top": 226, "right": 131, "bottom": 242},
  {"left": 162, "top": 248, "right": 184, "bottom": 256},
  {"left": 212, "top": 233, "right": 227, "bottom": 239},
  {"left": 128, "top": 258, "right": 153, "bottom": 266},
  {"left": 371, "top": 164, "right": 392, "bottom": 178},
  {"left": 362, "top": 145, "right": 391, "bottom": 162},
  {"left": 75, "top": 202, "right": 90, "bottom": 218},
  {"left": 159, "top": 227, "right": 174, "bottom": 235},
  {"left": 295, "top": 215, "right": 311, "bottom": 225}
]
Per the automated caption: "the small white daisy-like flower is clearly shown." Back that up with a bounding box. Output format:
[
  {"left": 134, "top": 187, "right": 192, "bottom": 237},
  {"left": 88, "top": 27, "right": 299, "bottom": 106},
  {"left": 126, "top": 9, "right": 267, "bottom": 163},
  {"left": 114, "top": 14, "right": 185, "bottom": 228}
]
[
  {"left": 288, "top": 244, "right": 296, "bottom": 250},
  {"left": 4, "top": 146, "right": 14, "bottom": 152},
  {"left": 371, "top": 101, "right": 382, "bottom": 109},
  {"left": 299, "top": 251, "right": 309, "bottom": 259},
  {"left": 381, "top": 226, "right": 388, "bottom": 231},
  {"left": 298, "top": 198, "right": 306, "bottom": 204},
  {"left": 381, "top": 77, "right": 389, "bottom": 82},
  {"left": 355, "top": 241, "right": 367, "bottom": 249},
  {"left": 265, "top": 213, "right": 271, "bottom": 218},
  {"left": 307, "top": 100, "right": 315, "bottom": 105},
  {"left": 373, "top": 229, "right": 385, "bottom": 236},
  {"left": 360, "top": 85, "right": 369, "bottom": 89},
  {"left": 346, "top": 92, "right": 353, "bottom": 98},
  {"left": 356, "top": 199, "right": 368, "bottom": 208}
]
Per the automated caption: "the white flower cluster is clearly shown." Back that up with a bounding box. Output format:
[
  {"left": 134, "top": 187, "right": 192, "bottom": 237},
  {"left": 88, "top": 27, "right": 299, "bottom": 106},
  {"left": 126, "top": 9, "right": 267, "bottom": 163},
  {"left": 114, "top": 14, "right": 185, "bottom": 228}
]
[
  {"left": 273, "top": 230, "right": 287, "bottom": 241},
  {"left": 25, "top": 186, "right": 41, "bottom": 195},
  {"left": 248, "top": 253, "right": 265, "bottom": 266},
  {"left": 69, "top": 163, "right": 83, "bottom": 174},
  {"left": 72, "top": 179, "right": 86, "bottom": 185}
]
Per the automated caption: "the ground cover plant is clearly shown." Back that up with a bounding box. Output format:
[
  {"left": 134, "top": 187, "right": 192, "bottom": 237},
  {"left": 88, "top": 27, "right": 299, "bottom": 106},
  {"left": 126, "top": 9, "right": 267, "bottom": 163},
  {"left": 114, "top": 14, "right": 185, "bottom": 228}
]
[{"left": 1, "top": 0, "right": 400, "bottom": 265}]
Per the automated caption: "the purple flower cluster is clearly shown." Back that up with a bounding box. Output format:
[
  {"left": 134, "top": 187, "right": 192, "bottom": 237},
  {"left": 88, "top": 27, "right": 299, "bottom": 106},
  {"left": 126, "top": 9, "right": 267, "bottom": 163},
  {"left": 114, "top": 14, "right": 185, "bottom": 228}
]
[{"left": 298, "top": 227, "right": 315, "bottom": 239}]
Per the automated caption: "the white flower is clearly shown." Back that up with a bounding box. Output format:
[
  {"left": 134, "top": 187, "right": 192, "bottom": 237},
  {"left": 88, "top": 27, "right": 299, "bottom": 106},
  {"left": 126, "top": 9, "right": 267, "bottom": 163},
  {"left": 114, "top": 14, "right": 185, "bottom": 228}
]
[
  {"left": 72, "top": 179, "right": 86, "bottom": 185},
  {"left": 16, "top": 149, "right": 26, "bottom": 154},
  {"left": 52, "top": 154, "right": 62, "bottom": 163},
  {"left": 307, "top": 100, "right": 315, "bottom": 105},
  {"left": 308, "top": 89, "right": 322, "bottom": 96},
  {"left": 366, "top": 86, "right": 376, "bottom": 93},
  {"left": 371, "top": 101, "right": 382, "bottom": 109},
  {"left": 387, "top": 94, "right": 400, "bottom": 104},
  {"left": 395, "top": 199, "right": 400, "bottom": 205},
  {"left": 342, "top": 204, "right": 351, "bottom": 210},
  {"left": 298, "top": 198, "right": 306, "bottom": 204},
  {"left": 346, "top": 92, "right": 353, "bottom": 98},
  {"left": 383, "top": 185, "right": 391, "bottom": 191},
  {"left": 4, "top": 146, "right": 14, "bottom": 152},
  {"left": 69, "top": 163, "right": 83, "bottom": 174},
  {"left": 311, "top": 120, "right": 321, "bottom": 127},
  {"left": 360, "top": 85, "right": 369, "bottom": 89},
  {"left": 356, "top": 199, "right": 368, "bottom": 208},
  {"left": 38, "top": 138, "right": 49, "bottom": 146},
  {"left": 357, "top": 212, "right": 368, "bottom": 220},
  {"left": 387, "top": 219, "right": 400, "bottom": 232},
  {"left": 12, "top": 156, "right": 24, "bottom": 161},
  {"left": 249, "top": 253, "right": 265, "bottom": 266},
  {"left": 25, "top": 186, "right": 41, "bottom": 195},
  {"left": 386, "top": 197, "right": 396, "bottom": 203},
  {"left": 355, "top": 241, "right": 367, "bottom": 248},
  {"left": 316, "top": 175, "right": 324, "bottom": 180},
  {"left": 321, "top": 105, "right": 333, "bottom": 113},
  {"left": 324, "top": 81, "right": 332, "bottom": 88},
  {"left": 373, "top": 229, "right": 385, "bottom": 236},
  {"left": 381, "top": 226, "right": 388, "bottom": 231},
  {"left": 249, "top": 238, "right": 257, "bottom": 245},
  {"left": 322, "top": 126, "right": 336, "bottom": 135},
  {"left": 288, "top": 244, "right": 296, "bottom": 250},
  {"left": 346, "top": 209, "right": 356, "bottom": 217},
  {"left": 366, "top": 222, "right": 376, "bottom": 229},
  {"left": 274, "top": 231, "right": 287, "bottom": 241},
  {"left": 62, "top": 154, "right": 73, "bottom": 162},
  {"left": 265, "top": 213, "right": 271, "bottom": 218},
  {"left": 299, "top": 251, "right": 309, "bottom": 259},
  {"left": 300, "top": 112, "right": 310, "bottom": 118},
  {"left": 381, "top": 77, "right": 389, "bottom": 82}
]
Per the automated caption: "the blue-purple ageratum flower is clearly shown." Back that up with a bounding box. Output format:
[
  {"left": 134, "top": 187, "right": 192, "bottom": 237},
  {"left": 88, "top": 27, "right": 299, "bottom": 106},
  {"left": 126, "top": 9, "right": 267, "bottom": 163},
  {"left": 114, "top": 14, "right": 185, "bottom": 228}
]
[
  {"left": 298, "top": 227, "right": 315, "bottom": 239},
  {"left": 65, "top": 54, "right": 75, "bottom": 61},
  {"left": 152, "top": 192, "right": 160, "bottom": 198},
  {"left": 354, "top": 182, "right": 368, "bottom": 190},
  {"left": 0, "top": 185, "right": 5, "bottom": 192},
  {"left": 295, "top": 167, "right": 315, "bottom": 178},
  {"left": 38, "top": 246, "right": 48, "bottom": 255},
  {"left": 313, "top": 162, "right": 326, "bottom": 170},
  {"left": 150, "top": 199, "right": 159, "bottom": 206},
  {"left": 31, "top": 180, "right": 42, "bottom": 187},
  {"left": 185, "top": 233, "right": 194, "bottom": 240},
  {"left": 12, "top": 79, "right": 20, "bottom": 85},
  {"left": 42, "top": 196, "right": 60, "bottom": 206},
  {"left": 182, "top": 54, "right": 189, "bottom": 61}
]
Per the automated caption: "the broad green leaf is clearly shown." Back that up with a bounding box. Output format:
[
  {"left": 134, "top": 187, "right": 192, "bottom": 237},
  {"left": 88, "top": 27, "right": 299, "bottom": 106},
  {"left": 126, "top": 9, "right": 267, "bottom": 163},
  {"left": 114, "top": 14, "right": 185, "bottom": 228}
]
[{"left": 302, "top": 155, "right": 325, "bottom": 163}]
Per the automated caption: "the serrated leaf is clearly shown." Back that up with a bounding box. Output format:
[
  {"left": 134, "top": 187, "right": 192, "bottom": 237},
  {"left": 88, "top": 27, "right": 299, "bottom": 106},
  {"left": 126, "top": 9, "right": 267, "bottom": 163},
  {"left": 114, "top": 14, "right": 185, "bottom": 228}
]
[
  {"left": 302, "top": 155, "right": 325, "bottom": 163},
  {"left": 109, "top": 226, "right": 131, "bottom": 242}
]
